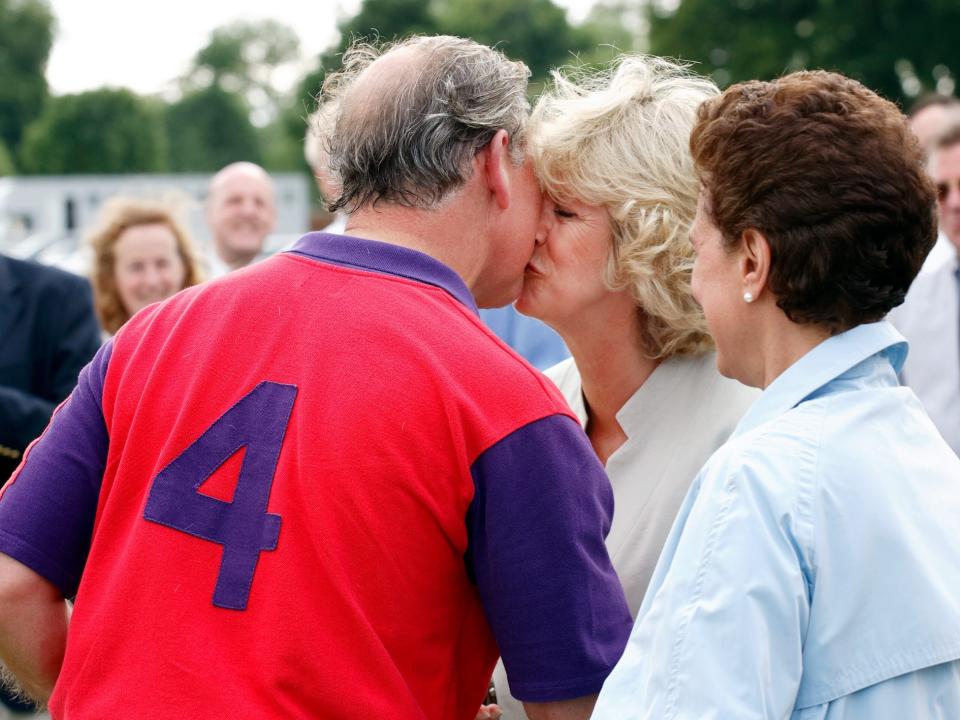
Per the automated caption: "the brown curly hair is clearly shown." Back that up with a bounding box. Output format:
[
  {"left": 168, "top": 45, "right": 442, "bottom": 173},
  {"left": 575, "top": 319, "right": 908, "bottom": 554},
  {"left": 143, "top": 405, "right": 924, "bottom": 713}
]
[
  {"left": 691, "top": 70, "right": 937, "bottom": 333},
  {"left": 88, "top": 197, "right": 204, "bottom": 334}
]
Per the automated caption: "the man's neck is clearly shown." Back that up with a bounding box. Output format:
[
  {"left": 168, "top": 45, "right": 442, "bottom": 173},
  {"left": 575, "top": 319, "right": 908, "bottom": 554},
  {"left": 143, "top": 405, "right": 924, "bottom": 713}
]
[
  {"left": 215, "top": 248, "right": 255, "bottom": 273},
  {"left": 345, "top": 204, "right": 485, "bottom": 290}
]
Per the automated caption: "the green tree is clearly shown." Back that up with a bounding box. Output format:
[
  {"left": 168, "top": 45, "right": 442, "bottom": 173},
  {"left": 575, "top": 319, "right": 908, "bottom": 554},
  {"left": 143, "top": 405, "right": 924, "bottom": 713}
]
[
  {"left": 435, "top": 0, "right": 594, "bottom": 82},
  {"left": 0, "top": 139, "right": 15, "bottom": 176},
  {"left": 164, "top": 85, "right": 262, "bottom": 171},
  {"left": 19, "top": 88, "right": 165, "bottom": 174},
  {"left": 296, "top": 0, "right": 441, "bottom": 116},
  {"left": 304, "top": 0, "right": 600, "bottom": 97},
  {"left": 182, "top": 19, "right": 301, "bottom": 126},
  {"left": 284, "top": 0, "right": 630, "bottom": 198},
  {"left": 648, "top": 0, "right": 960, "bottom": 104},
  {"left": 337, "top": 0, "right": 438, "bottom": 42},
  {"left": 259, "top": 117, "right": 303, "bottom": 171},
  {"left": 0, "top": 0, "right": 55, "bottom": 158},
  {"left": 578, "top": 0, "right": 644, "bottom": 64}
]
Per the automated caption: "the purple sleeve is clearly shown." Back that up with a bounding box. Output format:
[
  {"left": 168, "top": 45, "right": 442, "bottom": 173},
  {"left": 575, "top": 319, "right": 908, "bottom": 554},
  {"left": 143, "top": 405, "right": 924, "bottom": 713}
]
[
  {"left": 0, "top": 341, "right": 112, "bottom": 597},
  {"left": 466, "top": 414, "right": 632, "bottom": 702}
]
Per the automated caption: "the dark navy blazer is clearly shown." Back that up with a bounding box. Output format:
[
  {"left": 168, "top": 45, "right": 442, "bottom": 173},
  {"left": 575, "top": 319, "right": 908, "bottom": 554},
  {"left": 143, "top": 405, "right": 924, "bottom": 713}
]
[{"left": 0, "top": 254, "right": 100, "bottom": 479}]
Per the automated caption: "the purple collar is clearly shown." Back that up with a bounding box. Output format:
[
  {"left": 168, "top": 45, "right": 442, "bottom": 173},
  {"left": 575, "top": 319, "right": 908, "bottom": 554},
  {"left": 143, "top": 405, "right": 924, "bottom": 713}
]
[{"left": 287, "top": 232, "right": 478, "bottom": 315}]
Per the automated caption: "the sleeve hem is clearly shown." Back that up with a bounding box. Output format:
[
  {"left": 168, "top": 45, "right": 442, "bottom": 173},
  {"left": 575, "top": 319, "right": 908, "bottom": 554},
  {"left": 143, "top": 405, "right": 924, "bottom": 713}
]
[
  {"left": 510, "top": 667, "right": 612, "bottom": 703},
  {"left": 0, "top": 529, "right": 74, "bottom": 597}
]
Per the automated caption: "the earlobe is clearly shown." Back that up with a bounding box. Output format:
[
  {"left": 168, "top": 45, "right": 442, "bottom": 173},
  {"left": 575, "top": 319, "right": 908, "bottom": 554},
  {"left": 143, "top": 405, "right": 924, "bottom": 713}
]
[
  {"left": 483, "top": 129, "right": 512, "bottom": 211},
  {"left": 740, "top": 228, "right": 771, "bottom": 300}
]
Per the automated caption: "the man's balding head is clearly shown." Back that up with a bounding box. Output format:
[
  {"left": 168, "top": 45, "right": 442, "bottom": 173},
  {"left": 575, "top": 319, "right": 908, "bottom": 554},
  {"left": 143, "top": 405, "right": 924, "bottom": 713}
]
[
  {"left": 206, "top": 162, "right": 277, "bottom": 269},
  {"left": 319, "top": 35, "right": 531, "bottom": 213},
  {"left": 909, "top": 94, "right": 960, "bottom": 151}
]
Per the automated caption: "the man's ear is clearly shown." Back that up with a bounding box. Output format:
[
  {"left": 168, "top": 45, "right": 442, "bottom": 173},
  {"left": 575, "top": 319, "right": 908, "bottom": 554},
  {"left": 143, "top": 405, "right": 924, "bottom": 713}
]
[
  {"left": 481, "top": 129, "right": 512, "bottom": 211},
  {"left": 739, "top": 228, "right": 772, "bottom": 300}
]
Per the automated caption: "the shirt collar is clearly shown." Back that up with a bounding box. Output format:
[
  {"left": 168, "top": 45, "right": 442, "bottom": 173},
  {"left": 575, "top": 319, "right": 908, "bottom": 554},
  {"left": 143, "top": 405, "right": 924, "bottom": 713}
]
[
  {"left": 946, "top": 248, "right": 960, "bottom": 275},
  {"left": 732, "top": 321, "right": 907, "bottom": 439},
  {"left": 287, "top": 232, "right": 478, "bottom": 315},
  {"left": 206, "top": 251, "right": 233, "bottom": 279}
]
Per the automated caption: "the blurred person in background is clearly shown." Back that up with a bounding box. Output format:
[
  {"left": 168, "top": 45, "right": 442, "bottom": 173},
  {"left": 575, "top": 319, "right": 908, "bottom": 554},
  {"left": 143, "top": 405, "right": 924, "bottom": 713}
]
[
  {"left": 908, "top": 93, "right": 960, "bottom": 272},
  {"left": 0, "top": 251, "right": 99, "bottom": 715},
  {"left": 204, "top": 162, "right": 276, "bottom": 277},
  {"left": 88, "top": 197, "right": 204, "bottom": 337},
  {"left": 891, "top": 121, "right": 960, "bottom": 455},
  {"left": 305, "top": 104, "right": 347, "bottom": 235},
  {"left": 593, "top": 70, "right": 960, "bottom": 719},
  {"left": 491, "top": 55, "right": 757, "bottom": 718},
  {"left": 909, "top": 93, "right": 960, "bottom": 150},
  {"left": 0, "top": 253, "right": 99, "bottom": 483}
]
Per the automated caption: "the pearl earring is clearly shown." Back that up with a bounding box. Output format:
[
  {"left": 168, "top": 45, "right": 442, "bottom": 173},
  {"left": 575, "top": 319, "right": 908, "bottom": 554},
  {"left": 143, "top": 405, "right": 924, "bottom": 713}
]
[{"left": 743, "top": 291, "right": 754, "bottom": 303}]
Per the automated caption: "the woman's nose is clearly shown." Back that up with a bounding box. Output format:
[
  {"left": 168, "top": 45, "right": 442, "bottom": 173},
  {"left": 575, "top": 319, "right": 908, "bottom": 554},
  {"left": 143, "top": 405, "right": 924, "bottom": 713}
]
[
  {"left": 143, "top": 266, "right": 163, "bottom": 289},
  {"left": 535, "top": 202, "right": 555, "bottom": 244},
  {"left": 534, "top": 224, "right": 548, "bottom": 245}
]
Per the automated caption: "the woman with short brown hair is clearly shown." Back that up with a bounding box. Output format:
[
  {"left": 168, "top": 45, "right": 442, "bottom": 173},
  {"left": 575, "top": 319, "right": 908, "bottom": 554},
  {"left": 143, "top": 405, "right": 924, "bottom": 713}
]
[{"left": 591, "top": 70, "right": 960, "bottom": 719}]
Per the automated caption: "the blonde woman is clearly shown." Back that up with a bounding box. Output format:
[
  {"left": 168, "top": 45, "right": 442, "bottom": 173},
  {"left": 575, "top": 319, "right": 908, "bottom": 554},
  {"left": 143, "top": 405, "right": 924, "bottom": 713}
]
[
  {"left": 491, "top": 56, "right": 758, "bottom": 718},
  {"left": 89, "top": 198, "right": 204, "bottom": 336}
]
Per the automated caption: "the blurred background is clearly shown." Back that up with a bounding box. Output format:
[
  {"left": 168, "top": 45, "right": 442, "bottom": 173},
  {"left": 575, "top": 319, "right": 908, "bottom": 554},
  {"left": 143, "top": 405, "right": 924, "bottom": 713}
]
[{"left": 1, "top": 0, "right": 958, "bottom": 272}]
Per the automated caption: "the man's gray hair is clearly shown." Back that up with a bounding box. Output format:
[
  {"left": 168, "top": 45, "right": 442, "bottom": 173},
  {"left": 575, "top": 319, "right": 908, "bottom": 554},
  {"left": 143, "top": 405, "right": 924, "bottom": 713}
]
[{"left": 318, "top": 35, "right": 531, "bottom": 213}]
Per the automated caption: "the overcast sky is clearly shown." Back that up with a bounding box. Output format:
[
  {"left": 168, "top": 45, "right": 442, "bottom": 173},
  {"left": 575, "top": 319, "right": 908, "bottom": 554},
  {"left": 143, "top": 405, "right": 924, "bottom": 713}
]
[{"left": 46, "top": 0, "right": 596, "bottom": 97}]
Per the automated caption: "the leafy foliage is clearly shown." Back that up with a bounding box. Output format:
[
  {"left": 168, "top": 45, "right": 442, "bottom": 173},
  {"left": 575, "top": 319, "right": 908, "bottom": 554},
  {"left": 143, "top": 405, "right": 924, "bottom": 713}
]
[
  {"left": 435, "top": 0, "right": 594, "bottom": 81},
  {"left": 302, "top": 0, "right": 609, "bottom": 94},
  {"left": 0, "top": 0, "right": 54, "bottom": 154},
  {"left": 164, "top": 85, "right": 261, "bottom": 172},
  {"left": 182, "top": 19, "right": 302, "bottom": 126},
  {"left": 279, "top": 0, "right": 633, "bottom": 196},
  {"left": 648, "top": 0, "right": 960, "bottom": 104},
  {"left": 287, "top": 0, "right": 610, "bottom": 166},
  {"left": 336, "top": 0, "right": 439, "bottom": 43},
  {"left": 0, "top": 139, "right": 15, "bottom": 175},
  {"left": 576, "top": 0, "right": 644, "bottom": 66},
  {"left": 19, "top": 88, "right": 165, "bottom": 174}
]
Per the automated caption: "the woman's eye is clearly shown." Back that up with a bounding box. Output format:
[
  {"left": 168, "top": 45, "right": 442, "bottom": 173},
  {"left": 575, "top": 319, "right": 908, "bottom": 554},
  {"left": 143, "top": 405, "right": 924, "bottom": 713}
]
[{"left": 554, "top": 207, "right": 577, "bottom": 219}]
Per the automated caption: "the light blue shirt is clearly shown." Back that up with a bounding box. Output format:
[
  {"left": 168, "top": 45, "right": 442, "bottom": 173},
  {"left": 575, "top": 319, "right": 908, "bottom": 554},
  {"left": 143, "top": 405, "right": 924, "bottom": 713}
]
[
  {"left": 592, "top": 322, "right": 960, "bottom": 719},
  {"left": 479, "top": 306, "right": 568, "bottom": 370}
]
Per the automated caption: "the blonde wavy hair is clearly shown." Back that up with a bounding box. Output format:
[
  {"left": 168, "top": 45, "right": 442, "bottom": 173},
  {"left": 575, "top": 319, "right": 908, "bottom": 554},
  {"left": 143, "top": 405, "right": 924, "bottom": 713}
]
[
  {"left": 530, "top": 55, "right": 718, "bottom": 358},
  {"left": 88, "top": 197, "right": 204, "bottom": 334}
]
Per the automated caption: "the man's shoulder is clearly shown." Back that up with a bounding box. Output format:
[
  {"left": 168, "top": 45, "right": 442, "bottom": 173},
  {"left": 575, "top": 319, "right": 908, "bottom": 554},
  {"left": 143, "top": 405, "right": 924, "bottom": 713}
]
[
  {"left": 2, "top": 255, "right": 90, "bottom": 295},
  {"left": 458, "top": 327, "right": 575, "bottom": 424},
  {"left": 894, "top": 258, "right": 957, "bottom": 326}
]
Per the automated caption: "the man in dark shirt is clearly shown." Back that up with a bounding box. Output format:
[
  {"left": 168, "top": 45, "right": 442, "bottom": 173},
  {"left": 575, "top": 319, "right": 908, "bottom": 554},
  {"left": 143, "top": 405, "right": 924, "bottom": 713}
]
[{"left": 0, "top": 253, "right": 100, "bottom": 481}]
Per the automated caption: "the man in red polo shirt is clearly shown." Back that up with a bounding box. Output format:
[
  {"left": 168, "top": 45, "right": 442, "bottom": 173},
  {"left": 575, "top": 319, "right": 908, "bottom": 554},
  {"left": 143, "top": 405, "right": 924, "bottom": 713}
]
[{"left": 0, "top": 36, "right": 631, "bottom": 719}]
